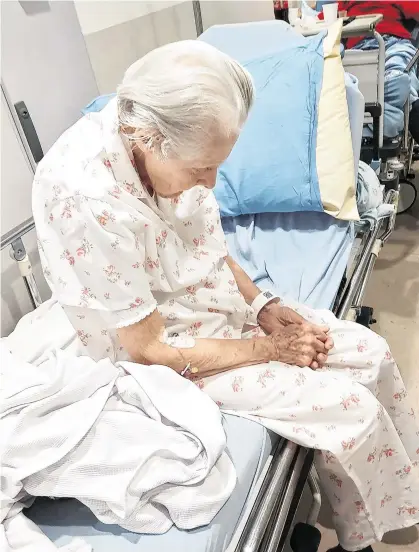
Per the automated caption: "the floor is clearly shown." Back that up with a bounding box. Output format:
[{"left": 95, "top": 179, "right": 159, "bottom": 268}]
[{"left": 316, "top": 183, "right": 419, "bottom": 552}]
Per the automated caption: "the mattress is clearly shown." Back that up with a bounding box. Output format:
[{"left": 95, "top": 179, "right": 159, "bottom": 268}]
[
  {"left": 223, "top": 211, "right": 355, "bottom": 310},
  {"left": 27, "top": 415, "right": 278, "bottom": 552}
]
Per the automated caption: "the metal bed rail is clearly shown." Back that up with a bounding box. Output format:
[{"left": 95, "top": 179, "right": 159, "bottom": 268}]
[
  {"left": 1, "top": 216, "right": 42, "bottom": 309},
  {"left": 337, "top": 189, "right": 398, "bottom": 319}
]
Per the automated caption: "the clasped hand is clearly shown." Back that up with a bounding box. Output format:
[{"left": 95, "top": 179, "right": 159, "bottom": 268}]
[{"left": 258, "top": 303, "right": 334, "bottom": 369}]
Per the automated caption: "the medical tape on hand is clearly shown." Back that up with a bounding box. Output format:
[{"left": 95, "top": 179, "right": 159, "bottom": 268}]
[{"left": 159, "top": 329, "right": 196, "bottom": 348}]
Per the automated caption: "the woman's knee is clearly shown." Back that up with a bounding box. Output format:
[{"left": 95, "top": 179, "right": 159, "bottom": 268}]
[
  {"left": 336, "top": 382, "right": 383, "bottom": 444},
  {"left": 357, "top": 326, "right": 390, "bottom": 371}
]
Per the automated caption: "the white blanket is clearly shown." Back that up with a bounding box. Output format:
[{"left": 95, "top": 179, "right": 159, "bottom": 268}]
[{"left": 0, "top": 301, "right": 236, "bottom": 551}]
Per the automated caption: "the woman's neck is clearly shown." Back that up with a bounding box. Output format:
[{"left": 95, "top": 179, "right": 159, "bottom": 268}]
[{"left": 132, "top": 148, "right": 154, "bottom": 196}]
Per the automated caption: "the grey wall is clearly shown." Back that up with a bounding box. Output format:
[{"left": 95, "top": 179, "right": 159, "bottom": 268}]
[
  {"left": 82, "top": 1, "right": 197, "bottom": 94},
  {"left": 200, "top": 1, "right": 274, "bottom": 31},
  {"left": 1, "top": 1, "right": 98, "bottom": 336},
  {"left": 1, "top": 1, "right": 98, "bottom": 153},
  {"left": 78, "top": 0, "right": 275, "bottom": 95}
]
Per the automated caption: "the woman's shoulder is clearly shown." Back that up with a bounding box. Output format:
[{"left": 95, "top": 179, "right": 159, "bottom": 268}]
[{"left": 33, "top": 117, "right": 117, "bottom": 204}]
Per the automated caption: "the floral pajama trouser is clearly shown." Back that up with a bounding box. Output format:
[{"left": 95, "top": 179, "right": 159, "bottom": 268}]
[{"left": 198, "top": 300, "right": 419, "bottom": 551}]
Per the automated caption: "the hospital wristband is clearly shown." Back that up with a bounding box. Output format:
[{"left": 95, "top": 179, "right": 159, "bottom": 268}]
[{"left": 251, "top": 291, "right": 281, "bottom": 320}]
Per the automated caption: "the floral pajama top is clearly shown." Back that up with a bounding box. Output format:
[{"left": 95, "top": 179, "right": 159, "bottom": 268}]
[{"left": 33, "top": 99, "right": 250, "bottom": 362}]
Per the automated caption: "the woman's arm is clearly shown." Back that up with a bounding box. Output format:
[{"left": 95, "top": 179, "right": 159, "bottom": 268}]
[
  {"left": 225, "top": 255, "right": 261, "bottom": 304},
  {"left": 119, "top": 309, "right": 274, "bottom": 377},
  {"left": 118, "top": 309, "right": 327, "bottom": 377},
  {"left": 225, "top": 255, "right": 333, "bottom": 368}
]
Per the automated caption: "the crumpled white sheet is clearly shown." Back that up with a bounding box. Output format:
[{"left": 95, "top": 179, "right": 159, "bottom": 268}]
[
  {"left": 0, "top": 301, "right": 236, "bottom": 552},
  {"left": 356, "top": 160, "right": 396, "bottom": 230}
]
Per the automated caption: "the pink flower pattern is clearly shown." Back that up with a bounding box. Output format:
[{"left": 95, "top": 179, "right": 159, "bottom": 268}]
[
  {"left": 79, "top": 286, "right": 96, "bottom": 307},
  {"left": 76, "top": 238, "right": 93, "bottom": 258},
  {"left": 257, "top": 368, "right": 276, "bottom": 388},
  {"left": 96, "top": 209, "right": 115, "bottom": 227},
  {"left": 129, "top": 297, "right": 145, "bottom": 310},
  {"left": 103, "top": 265, "right": 121, "bottom": 284},
  {"left": 60, "top": 249, "right": 75, "bottom": 266},
  {"left": 77, "top": 329, "right": 91, "bottom": 346},
  {"left": 186, "top": 321, "right": 203, "bottom": 337},
  {"left": 341, "top": 393, "right": 361, "bottom": 410},
  {"left": 155, "top": 230, "right": 168, "bottom": 248},
  {"left": 357, "top": 339, "right": 368, "bottom": 353},
  {"left": 232, "top": 376, "right": 244, "bottom": 393}
]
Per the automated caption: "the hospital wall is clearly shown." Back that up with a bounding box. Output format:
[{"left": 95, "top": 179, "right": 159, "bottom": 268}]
[
  {"left": 74, "top": 0, "right": 274, "bottom": 94},
  {"left": 1, "top": 1, "right": 98, "bottom": 337}
]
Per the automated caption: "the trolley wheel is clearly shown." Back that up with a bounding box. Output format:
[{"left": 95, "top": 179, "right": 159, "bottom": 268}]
[
  {"left": 290, "top": 522, "right": 321, "bottom": 552},
  {"left": 356, "top": 306, "right": 376, "bottom": 329},
  {"left": 397, "top": 179, "right": 417, "bottom": 214}
]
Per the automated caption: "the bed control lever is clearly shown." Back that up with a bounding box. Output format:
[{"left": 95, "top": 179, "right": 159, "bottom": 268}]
[
  {"left": 14, "top": 101, "right": 44, "bottom": 163},
  {"left": 364, "top": 102, "right": 382, "bottom": 161}
]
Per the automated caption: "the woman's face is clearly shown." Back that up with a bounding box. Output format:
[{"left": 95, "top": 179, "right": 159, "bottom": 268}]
[{"left": 137, "top": 134, "right": 237, "bottom": 199}]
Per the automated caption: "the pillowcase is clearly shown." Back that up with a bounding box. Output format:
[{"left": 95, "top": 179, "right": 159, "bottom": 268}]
[{"left": 201, "top": 21, "right": 358, "bottom": 221}]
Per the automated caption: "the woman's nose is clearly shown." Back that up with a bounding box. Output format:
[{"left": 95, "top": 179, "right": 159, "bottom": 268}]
[{"left": 197, "top": 170, "right": 217, "bottom": 189}]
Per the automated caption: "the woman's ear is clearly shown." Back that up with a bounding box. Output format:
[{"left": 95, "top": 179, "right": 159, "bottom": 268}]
[{"left": 119, "top": 124, "right": 136, "bottom": 136}]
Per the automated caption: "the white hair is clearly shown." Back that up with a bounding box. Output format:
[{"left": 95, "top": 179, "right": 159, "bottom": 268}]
[{"left": 117, "top": 40, "right": 254, "bottom": 160}]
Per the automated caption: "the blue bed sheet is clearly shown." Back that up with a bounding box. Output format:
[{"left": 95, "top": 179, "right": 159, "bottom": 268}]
[{"left": 223, "top": 212, "right": 354, "bottom": 310}]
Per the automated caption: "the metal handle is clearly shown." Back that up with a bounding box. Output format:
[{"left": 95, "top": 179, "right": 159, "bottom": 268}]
[
  {"left": 1, "top": 217, "right": 35, "bottom": 251},
  {"left": 14, "top": 101, "right": 43, "bottom": 163},
  {"left": 240, "top": 441, "right": 298, "bottom": 552},
  {"left": 405, "top": 47, "right": 419, "bottom": 74},
  {"left": 193, "top": 1, "right": 203, "bottom": 36}
]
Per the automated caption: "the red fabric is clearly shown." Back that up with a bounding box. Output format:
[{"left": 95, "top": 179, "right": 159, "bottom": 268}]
[{"left": 318, "top": 1, "right": 419, "bottom": 48}]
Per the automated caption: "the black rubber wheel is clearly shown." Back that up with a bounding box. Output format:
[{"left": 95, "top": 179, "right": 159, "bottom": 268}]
[
  {"left": 290, "top": 522, "right": 322, "bottom": 552},
  {"left": 397, "top": 179, "right": 417, "bottom": 214},
  {"left": 356, "top": 306, "right": 377, "bottom": 329}
]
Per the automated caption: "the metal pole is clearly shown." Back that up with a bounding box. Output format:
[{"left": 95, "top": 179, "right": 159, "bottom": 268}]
[
  {"left": 264, "top": 447, "right": 307, "bottom": 552},
  {"left": 193, "top": 1, "right": 203, "bottom": 36},
  {"left": 1, "top": 217, "right": 35, "bottom": 251},
  {"left": 405, "top": 47, "right": 419, "bottom": 74},
  {"left": 374, "top": 31, "right": 385, "bottom": 149},
  {"left": 240, "top": 441, "right": 298, "bottom": 552},
  {"left": 336, "top": 221, "right": 383, "bottom": 319},
  {"left": 306, "top": 467, "right": 322, "bottom": 527}
]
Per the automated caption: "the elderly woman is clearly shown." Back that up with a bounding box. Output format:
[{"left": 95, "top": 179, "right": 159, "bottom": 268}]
[{"left": 33, "top": 41, "right": 418, "bottom": 552}]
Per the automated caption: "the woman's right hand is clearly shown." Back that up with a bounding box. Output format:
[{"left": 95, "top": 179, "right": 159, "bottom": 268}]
[{"left": 268, "top": 324, "right": 328, "bottom": 369}]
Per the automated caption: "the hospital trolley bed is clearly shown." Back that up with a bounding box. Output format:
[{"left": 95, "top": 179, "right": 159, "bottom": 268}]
[
  {"left": 1, "top": 20, "right": 398, "bottom": 552},
  {"left": 303, "top": 10, "right": 419, "bottom": 213},
  {"left": 302, "top": 12, "right": 419, "bottom": 213}
]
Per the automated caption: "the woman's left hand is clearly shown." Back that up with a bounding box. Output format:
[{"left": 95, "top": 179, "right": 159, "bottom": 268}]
[{"left": 257, "top": 302, "right": 334, "bottom": 368}]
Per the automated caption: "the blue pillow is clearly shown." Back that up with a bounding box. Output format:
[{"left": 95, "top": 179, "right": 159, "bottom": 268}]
[
  {"left": 201, "top": 21, "right": 358, "bottom": 221},
  {"left": 82, "top": 94, "right": 116, "bottom": 116},
  {"left": 215, "top": 38, "right": 325, "bottom": 216}
]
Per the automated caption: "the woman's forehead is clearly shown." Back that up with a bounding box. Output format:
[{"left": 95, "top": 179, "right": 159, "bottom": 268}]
[{"left": 182, "top": 135, "right": 237, "bottom": 168}]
